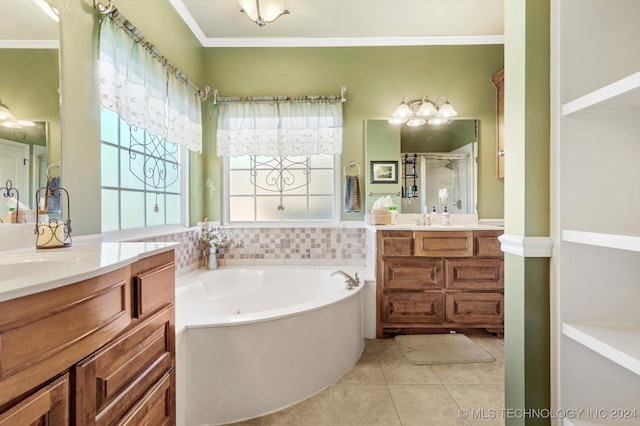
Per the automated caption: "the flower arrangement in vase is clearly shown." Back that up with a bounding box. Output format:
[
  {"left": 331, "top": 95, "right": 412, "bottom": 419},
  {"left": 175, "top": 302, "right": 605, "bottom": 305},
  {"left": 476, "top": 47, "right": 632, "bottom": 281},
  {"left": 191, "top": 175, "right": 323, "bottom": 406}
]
[{"left": 199, "top": 221, "right": 231, "bottom": 269}]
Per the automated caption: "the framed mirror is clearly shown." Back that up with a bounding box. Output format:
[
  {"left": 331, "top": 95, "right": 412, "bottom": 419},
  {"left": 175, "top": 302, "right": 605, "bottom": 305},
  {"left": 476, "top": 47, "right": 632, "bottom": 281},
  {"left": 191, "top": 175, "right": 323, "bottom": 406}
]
[
  {"left": 365, "top": 119, "right": 478, "bottom": 214},
  {"left": 0, "top": 0, "right": 60, "bottom": 211}
]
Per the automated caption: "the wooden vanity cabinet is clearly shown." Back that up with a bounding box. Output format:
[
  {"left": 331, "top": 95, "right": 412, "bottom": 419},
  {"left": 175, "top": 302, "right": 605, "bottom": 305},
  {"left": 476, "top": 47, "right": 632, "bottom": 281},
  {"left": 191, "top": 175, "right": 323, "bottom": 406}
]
[
  {"left": 0, "top": 250, "right": 176, "bottom": 426},
  {"left": 377, "top": 230, "right": 504, "bottom": 337}
]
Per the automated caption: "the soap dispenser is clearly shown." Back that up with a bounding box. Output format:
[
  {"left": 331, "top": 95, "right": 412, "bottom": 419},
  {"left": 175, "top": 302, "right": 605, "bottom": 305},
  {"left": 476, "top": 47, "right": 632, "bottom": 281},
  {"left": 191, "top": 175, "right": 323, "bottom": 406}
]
[{"left": 441, "top": 206, "right": 450, "bottom": 225}]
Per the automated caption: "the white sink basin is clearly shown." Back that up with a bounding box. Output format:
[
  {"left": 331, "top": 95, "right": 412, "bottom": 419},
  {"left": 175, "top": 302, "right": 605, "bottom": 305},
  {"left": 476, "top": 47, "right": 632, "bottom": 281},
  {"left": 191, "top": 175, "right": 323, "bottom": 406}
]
[{"left": 0, "top": 251, "right": 98, "bottom": 278}]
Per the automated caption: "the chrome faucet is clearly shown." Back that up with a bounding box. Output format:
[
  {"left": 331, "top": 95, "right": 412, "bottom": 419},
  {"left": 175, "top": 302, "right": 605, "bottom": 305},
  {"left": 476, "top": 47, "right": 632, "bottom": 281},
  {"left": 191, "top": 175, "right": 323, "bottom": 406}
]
[
  {"left": 330, "top": 270, "right": 360, "bottom": 290},
  {"left": 415, "top": 214, "right": 431, "bottom": 226}
]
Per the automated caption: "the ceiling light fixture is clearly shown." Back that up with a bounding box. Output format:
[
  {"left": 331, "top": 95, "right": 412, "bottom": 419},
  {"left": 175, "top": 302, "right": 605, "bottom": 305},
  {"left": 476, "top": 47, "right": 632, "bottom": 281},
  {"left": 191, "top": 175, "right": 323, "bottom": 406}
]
[
  {"left": 389, "top": 96, "right": 457, "bottom": 126},
  {"left": 239, "top": 0, "right": 289, "bottom": 27},
  {"left": 0, "top": 100, "right": 35, "bottom": 129}
]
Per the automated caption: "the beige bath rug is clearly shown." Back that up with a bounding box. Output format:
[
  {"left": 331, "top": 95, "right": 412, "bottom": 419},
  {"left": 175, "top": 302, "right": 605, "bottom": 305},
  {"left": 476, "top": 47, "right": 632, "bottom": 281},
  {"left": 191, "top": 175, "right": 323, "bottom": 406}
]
[{"left": 394, "top": 334, "right": 495, "bottom": 365}]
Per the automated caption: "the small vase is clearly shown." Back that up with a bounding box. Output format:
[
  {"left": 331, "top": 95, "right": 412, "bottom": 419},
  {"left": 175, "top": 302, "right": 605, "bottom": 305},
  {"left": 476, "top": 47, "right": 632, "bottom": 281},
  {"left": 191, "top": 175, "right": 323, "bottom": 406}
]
[{"left": 206, "top": 247, "right": 218, "bottom": 270}]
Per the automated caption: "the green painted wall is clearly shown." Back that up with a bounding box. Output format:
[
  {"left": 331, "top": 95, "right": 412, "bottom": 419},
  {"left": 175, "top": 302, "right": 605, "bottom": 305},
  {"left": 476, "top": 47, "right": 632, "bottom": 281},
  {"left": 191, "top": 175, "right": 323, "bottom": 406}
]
[
  {"left": 202, "top": 45, "right": 504, "bottom": 221},
  {"left": 400, "top": 119, "right": 477, "bottom": 153}
]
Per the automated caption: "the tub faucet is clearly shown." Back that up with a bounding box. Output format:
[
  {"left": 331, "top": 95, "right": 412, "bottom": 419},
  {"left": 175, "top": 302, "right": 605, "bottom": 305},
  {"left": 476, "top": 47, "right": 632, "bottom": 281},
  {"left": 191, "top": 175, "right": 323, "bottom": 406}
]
[{"left": 330, "top": 270, "right": 360, "bottom": 290}]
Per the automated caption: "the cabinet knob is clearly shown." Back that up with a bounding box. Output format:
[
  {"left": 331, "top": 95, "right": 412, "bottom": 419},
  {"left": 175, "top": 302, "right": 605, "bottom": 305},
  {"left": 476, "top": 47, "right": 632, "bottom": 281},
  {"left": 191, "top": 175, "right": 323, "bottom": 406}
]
[{"left": 498, "top": 150, "right": 505, "bottom": 157}]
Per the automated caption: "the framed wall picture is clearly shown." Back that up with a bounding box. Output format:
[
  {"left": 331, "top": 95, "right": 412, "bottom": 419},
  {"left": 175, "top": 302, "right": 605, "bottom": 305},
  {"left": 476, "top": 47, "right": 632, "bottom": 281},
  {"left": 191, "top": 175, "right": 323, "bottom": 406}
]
[{"left": 370, "top": 161, "right": 398, "bottom": 183}]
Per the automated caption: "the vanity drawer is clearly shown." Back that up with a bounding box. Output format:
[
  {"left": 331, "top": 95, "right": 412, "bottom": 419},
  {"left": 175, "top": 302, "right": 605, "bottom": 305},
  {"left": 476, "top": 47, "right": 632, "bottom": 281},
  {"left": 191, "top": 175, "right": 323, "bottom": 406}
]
[
  {"left": 382, "top": 257, "right": 443, "bottom": 291},
  {"left": 445, "top": 292, "right": 503, "bottom": 325},
  {"left": 74, "top": 304, "right": 174, "bottom": 426},
  {"left": 445, "top": 258, "right": 504, "bottom": 291},
  {"left": 0, "top": 267, "right": 131, "bottom": 407},
  {"left": 381, "top": 293, "right": 444, "bottom": 324},
  {"left": 414, "top": 231, "right": 473, "bottom": 257},
  {"left": 474, "top": 231, "right": 504, "bottom": 257},
  {"left": 133, "top": 258, "right": 175, "bottom": 319},
  {"left": 0, "top": 373, "right": 69, "bottom": 426},
  {"left": 118, "top": 369, "right": 175, "bottom": 426},
  {"left": 378, "top": 231, "right": 413, "bottom": 257}
]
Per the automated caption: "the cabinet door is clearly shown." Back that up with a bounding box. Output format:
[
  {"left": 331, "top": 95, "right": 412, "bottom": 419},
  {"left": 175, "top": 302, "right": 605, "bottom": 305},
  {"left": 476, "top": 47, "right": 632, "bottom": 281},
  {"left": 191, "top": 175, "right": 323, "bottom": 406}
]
[
  {"left": 414, "top": 231, "right": 473, "bottom": 257},
  {"left": 382, "top": 257, "right": 443, "bottom": 291},
  {"left": 74, "top": 305, "right": 174, "bottom": 426},
  {"left": 382, "top": 293, "right": 444, "bottom": 324},
  {"left": 0, "top": 373, "right": 69, "bottom": 426},
  {"left": 446, "top": 293, "right": 503, "bottom": 325},
  {"left": 445, "top": 258, "right": 504, "bottom": 291}
]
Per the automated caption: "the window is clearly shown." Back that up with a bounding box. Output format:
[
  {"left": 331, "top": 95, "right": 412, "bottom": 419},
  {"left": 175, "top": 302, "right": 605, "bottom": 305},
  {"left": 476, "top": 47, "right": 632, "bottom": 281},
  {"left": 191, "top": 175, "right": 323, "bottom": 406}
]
[
  {"left": 225, "top": 153, "right": 339, "bottom": 224},
  {"left": 101, "top": 108, "right": 186, "bottom": 232},
  {"left": 217, "top": 98, "right": 343, "bottom": 225}
]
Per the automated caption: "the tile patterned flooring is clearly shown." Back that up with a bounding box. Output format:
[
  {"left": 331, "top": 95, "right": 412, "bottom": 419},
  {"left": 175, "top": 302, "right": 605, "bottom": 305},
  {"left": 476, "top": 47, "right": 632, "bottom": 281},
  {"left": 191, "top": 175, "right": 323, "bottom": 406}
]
[{"left": 221, "top": 332, "right": 505, "bottom": 426}]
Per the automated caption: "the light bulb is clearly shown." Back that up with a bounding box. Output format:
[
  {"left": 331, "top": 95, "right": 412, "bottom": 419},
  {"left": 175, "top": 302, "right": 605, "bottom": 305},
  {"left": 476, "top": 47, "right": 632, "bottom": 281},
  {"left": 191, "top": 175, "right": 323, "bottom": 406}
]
[{"left": 407, "top": 118, "right": 426, "bottom": 127}]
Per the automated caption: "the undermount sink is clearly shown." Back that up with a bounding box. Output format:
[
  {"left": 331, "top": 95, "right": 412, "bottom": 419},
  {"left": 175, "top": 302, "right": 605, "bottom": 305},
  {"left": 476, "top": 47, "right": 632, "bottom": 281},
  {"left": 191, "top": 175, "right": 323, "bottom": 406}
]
[{"left": 0, "top": 251, "right": 98, "bottom": 279}]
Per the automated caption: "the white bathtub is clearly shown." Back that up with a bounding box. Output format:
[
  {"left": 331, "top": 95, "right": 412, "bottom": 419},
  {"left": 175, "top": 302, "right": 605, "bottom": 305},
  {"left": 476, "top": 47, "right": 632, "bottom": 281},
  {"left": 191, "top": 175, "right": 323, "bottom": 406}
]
[{"left": 175, "top": 267, "right": 367, "bottom": 426}]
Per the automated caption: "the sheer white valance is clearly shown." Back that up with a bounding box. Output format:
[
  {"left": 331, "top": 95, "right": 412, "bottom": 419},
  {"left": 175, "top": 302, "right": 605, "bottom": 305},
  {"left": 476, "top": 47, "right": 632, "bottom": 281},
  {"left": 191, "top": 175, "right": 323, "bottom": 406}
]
[
  {"left": 98, "top": 14, "right": 203, "bottom": 152},
  {"left": 216, "top": 97, "right": 343, "bottom": 157}
]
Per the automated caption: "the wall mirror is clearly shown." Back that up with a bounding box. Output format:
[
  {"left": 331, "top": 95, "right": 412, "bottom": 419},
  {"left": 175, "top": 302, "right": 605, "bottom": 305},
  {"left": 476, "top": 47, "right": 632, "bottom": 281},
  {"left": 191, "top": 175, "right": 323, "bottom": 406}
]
[
  {"left": 0, "top": 0, "right": 61, "bottom": 212},
  {"left": 364, "top": 119, "right": 478, "bottom": 214}
]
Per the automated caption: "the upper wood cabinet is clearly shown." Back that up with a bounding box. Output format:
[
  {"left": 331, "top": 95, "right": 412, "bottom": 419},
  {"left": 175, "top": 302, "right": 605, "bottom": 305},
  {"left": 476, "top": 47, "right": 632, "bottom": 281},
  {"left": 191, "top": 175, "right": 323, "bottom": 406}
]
[{"left": 491, "top": 69, "right": 505, "bottom": 179}]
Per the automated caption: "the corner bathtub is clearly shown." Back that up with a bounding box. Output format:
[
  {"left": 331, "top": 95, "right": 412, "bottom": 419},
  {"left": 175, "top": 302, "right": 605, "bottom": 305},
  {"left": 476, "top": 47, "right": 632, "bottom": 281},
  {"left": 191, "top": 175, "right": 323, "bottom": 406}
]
[{"left": 175, "top": 267, "right": 366, "bottom": 426}]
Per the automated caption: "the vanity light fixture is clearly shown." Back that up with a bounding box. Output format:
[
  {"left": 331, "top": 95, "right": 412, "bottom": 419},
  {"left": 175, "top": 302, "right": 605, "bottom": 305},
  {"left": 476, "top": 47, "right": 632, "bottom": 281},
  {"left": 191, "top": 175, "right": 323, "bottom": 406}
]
[
  {"left": 389, "top": 96, "right": 457, "bottom": 126},
  {"left": 0, "top": 99, "right": 35, "bottom": 129},
  {"left": 239, "top": 0, "right": 290, "bottom": 26}
]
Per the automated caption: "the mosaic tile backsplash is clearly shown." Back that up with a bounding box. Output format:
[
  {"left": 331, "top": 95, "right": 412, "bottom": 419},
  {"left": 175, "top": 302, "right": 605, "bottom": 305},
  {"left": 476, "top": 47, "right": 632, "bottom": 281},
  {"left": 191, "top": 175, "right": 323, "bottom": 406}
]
[{"left": 138, "top": 226, "right": 367, "bottom": 271}]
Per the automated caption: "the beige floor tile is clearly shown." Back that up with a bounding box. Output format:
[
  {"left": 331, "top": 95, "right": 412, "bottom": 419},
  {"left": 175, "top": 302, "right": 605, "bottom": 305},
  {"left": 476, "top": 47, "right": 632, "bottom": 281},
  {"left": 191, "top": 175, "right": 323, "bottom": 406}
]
[
  {"left": 389, "top": 384, "right": 470, "bottom": 426},
  {"left": 263, "top": 389, "right": 332, "bottom": 425},
  {"left": 336, "top": 355, "right": 386, "bottom": 385},
  {"left": 433, "top": 362, "right": 500, "bottom": 385},
  {"left": 361, "top": 339, "right": 378, "bottom": 358},
  {"left": 467, "top": 336, "right": 505, "bottom": 360},
  {"left": 378, "top": 356, "right": 442, "bottom": 385},
  {"left": 373, "top": 338, "right": 404, "bottom": 357},
  {"left": 446, "top": 384, "right": 505, "bottom": 426},
  {"left": 331, "top": 384, "right": 401, "bottom": 425}
]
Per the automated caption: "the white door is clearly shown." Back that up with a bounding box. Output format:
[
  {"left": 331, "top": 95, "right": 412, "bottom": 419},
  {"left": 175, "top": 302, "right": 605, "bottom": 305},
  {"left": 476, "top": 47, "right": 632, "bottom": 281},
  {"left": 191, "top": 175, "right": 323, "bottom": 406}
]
[{"left": 0, "top": 138, "right": 30, "bottom": 209}]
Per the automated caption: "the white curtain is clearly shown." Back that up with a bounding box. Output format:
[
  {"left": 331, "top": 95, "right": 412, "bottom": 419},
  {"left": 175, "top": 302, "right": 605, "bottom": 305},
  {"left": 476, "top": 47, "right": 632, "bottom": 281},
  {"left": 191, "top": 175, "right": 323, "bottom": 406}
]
[
  {"left": 216, "top": 97, "right": 343, "bottom": 157},
  {"left": 99, "top": 16, "right": 202, "bottom": 152}
]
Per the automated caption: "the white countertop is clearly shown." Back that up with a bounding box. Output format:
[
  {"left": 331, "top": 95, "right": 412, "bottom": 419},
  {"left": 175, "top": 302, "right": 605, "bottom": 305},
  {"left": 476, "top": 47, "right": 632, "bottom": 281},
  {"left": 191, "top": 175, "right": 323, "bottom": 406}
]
[
  {"left": 0, "top": 242, "right": 179, "bottom": 302},
  {"left": 366, "top": 224, "right": 505, "bottom": 231}
]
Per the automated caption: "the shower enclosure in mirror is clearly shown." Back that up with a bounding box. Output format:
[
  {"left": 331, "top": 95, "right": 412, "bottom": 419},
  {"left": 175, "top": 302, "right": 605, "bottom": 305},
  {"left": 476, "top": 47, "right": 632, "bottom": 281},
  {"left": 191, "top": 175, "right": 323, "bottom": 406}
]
[{"left": 401, "top": 149, "right": 476, "bottom": 214}]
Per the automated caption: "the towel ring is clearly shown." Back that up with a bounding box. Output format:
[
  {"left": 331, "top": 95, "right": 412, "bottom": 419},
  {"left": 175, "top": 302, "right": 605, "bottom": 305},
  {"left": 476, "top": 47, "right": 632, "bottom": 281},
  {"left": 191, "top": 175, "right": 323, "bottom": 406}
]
[{"left": 343, "top": 161, "right": 361, "bottom": 176}]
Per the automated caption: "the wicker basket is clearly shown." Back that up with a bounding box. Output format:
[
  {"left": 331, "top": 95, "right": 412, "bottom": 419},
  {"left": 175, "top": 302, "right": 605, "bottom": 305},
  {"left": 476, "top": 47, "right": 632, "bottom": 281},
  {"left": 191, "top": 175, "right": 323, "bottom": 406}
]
[{"left": 369, "top": 209, "right": 392, "bottom": 225}]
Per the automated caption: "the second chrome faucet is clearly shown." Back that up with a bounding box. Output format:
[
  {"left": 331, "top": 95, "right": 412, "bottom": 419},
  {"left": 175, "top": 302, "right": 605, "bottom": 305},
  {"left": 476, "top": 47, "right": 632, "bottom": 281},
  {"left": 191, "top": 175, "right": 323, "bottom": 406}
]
[{"left": 330, "top": 270, "right": 360, "bottom": 290}]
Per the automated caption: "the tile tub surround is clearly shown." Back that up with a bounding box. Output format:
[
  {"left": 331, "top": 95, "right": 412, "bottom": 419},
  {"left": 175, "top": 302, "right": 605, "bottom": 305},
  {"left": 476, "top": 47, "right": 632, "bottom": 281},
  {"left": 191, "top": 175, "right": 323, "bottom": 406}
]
[
  {"left": 219, "top": 330, "right": 505, "bottom": 426},
  {"left": 216, "top": 227, "right": 367, "bottom": 267},
  {"left": 136, "top": 226, "right": 367, "bottom": 271},
  {"left": 136, "top": 228, "right": 202, "bottom": 272}
]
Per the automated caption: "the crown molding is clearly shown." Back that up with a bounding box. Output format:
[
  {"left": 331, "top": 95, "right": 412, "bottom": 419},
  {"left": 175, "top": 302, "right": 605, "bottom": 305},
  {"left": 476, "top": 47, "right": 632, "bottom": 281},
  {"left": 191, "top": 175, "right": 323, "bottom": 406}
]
[
  {"left": 200, "top": 35, "right": 504, "bottom": 48},
  {"left": 498, "top": 234, "right": 554, "bottom": 258},
  {"left": 0, "top": 40, "right": 59, "bottom": 49}
]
